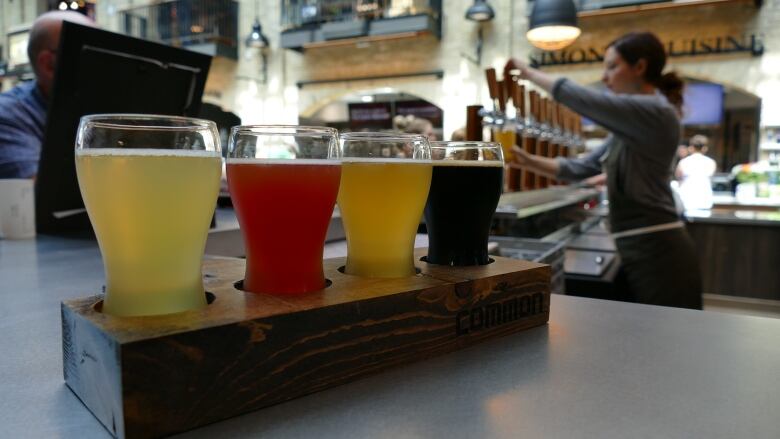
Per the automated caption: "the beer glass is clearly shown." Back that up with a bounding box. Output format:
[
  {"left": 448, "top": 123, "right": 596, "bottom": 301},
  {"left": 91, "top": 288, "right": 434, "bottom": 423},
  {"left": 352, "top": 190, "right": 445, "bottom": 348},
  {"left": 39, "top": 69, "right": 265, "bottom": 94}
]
[
  {"left": 338, "top": 132, "right": 432, "bottom": 278},
  {"left": 492, "top": 125, "right": 516, "bottom": 162},
  {"left": 424, "top": 142, "right": 503, "bottom": 266},
  {"left": 75, "top": 114, "right": 222, "bottom": 317},
  {"left": 227, "top": 126, "right": 340, "bottom": 294}
]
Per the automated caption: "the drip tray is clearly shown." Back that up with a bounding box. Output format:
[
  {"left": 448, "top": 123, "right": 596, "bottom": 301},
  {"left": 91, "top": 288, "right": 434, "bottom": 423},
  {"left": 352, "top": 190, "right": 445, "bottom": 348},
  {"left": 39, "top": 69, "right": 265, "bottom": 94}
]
[
  {"left": 567, "top": 233, "right": 616, "bottom": 252},
  {"left": 564, "top": 249, "right": 616, "bottom": 277}
]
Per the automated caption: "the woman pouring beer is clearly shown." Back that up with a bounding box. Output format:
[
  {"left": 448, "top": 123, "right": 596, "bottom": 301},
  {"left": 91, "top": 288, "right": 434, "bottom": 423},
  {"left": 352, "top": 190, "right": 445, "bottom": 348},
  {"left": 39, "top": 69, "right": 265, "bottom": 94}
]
[{"left": 505, "top": 32, "right": 702, "bottom": 309}]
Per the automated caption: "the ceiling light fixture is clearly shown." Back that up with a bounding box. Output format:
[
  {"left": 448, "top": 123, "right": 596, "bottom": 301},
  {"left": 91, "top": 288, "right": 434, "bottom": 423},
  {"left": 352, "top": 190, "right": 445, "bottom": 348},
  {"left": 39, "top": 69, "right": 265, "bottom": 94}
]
[
  {"left": 527, "top": 0, "right": 581, "bottom": 51},
  {"left": 464, "top": 0, "right": 495, "bottom": 66},
  {"left": 465, "top": 0, "right": 495, "bottom": 23},
  {"left": 245, "top": 19, "right": 270, "bottom": 49}
]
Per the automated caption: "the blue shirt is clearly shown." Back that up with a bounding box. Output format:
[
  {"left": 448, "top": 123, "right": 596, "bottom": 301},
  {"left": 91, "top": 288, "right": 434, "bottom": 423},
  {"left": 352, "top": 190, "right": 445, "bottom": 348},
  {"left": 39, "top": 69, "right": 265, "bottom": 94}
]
[{"left": 0, "top": 81, "right": 47, "bottom": 178}]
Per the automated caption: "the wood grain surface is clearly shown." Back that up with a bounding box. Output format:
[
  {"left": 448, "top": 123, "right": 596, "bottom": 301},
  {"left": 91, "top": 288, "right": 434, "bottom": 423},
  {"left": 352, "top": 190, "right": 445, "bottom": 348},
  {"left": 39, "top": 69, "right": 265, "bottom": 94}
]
[{"left": 62, "top": 252, "right": 550, "bottom": 438}]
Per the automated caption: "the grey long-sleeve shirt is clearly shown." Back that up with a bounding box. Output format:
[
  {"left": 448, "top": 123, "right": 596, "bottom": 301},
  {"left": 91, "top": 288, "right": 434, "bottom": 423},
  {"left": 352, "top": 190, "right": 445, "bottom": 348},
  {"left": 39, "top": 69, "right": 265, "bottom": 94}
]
[{"left": 552, "top": 78, "right": 681, "bottom": 232}]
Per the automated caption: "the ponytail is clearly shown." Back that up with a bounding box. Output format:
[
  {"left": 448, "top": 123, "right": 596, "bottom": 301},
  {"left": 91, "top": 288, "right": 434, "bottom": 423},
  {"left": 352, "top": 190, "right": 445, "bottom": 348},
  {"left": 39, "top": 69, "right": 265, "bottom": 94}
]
[{"left": 657, "top": 72, "right": 684, "bottom": 112}]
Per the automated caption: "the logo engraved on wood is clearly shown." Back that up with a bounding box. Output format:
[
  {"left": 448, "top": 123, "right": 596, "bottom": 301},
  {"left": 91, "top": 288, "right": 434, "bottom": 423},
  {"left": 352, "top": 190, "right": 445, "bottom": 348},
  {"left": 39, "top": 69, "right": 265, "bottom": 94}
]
[{"left": 455, "top": 291, "right": 545, "bottom": 336}]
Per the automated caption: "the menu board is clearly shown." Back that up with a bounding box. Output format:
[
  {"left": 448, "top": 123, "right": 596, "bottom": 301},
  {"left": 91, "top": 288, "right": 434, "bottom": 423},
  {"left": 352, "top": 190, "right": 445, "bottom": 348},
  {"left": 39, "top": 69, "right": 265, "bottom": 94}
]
[
  {"left": 395, "top": 100, "right": 443, "bottom": 128},
  {"left": 348, "top": 102, "right": 393, "bottom": 131}
]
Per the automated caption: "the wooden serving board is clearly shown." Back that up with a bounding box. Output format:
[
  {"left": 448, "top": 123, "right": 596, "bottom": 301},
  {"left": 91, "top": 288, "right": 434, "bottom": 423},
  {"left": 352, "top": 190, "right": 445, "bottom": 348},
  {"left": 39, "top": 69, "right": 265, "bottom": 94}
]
[{"left": 62, "top": 250, "right": 550, "bottom": 438}]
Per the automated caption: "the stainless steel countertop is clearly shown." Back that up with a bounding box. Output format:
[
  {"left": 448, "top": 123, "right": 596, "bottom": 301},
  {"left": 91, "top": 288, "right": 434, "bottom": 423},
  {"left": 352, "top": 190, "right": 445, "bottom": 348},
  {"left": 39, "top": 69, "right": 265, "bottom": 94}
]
[
  {"left": 713, "top": 193, "right": 780, "bottom": 209},
  {"left": 496, "top": 187, "right": 600, "bottom": 219},
  {"left": 685, "top": 208, "right": 780, "bottom": 227},
  {"left": 206, "top": 208, "right": 346, "bottom": 258},
  {"left": 1, "top": 236, "right": 779, "bottom": 438}
]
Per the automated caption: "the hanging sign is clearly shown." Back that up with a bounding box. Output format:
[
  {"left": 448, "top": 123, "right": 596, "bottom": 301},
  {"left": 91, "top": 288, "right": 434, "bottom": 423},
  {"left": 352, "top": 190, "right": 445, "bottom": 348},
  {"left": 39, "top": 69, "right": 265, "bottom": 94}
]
[{"left": 530, "top": 34, "right": 764, "bottom": 68}]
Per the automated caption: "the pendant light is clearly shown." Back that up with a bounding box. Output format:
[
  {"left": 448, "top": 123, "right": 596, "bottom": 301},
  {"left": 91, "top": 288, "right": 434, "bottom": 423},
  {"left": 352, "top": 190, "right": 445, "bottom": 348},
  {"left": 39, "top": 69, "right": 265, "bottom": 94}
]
[
  {"left": 527, "top": 0, "right": 581, "bottom": 51},
  {"left": 245, "top": 19, "right": 269, "bottom": 49},
  {"left": 465, "top": 0, "right": 495, "bottom": 22},
  {"left": 245, "top": 0, "right": 270, "bottom": 83},
  {"left": 245, "top": 0, "right": 269, "bottom": 49},
  {"left": 465, "top": 0, "right": 495, "bottom": 65}
]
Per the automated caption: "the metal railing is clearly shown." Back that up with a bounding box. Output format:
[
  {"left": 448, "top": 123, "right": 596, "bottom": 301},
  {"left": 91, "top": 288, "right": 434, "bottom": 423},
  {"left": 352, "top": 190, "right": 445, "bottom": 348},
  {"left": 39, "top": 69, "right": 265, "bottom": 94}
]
[
  {"left": 281, "top": 0, "right": 437, "bottom": 30},
  {"left": 120, "top": 0, "right": 238, "bottom": 50}
]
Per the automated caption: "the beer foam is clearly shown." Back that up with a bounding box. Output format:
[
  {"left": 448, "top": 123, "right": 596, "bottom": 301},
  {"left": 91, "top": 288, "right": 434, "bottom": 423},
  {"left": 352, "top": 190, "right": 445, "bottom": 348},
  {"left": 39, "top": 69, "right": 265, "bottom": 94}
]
[
  {"left": 341, "top": 157, "right": 432, "bottom": 164},
  {"left": 227, "top": 158, "right": 340, "bottom": 165},
  {"left": 432, "top": 160, "right": 503, "bottom": 167},
  {"left": 76, "top": 148, "right": 220, "bottom": 158}
]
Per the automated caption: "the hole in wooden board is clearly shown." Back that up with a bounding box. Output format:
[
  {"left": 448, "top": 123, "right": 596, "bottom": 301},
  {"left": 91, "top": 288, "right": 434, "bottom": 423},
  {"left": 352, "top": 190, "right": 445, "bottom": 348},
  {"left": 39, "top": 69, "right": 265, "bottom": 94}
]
[
  {"left": 91, "top": 291, "right": 216, "bottom": 314},
  {"left": 337, "top": 265, "right": 422, "bottom": 275},
  {"left": 233, "top": 279, "right": 333, "bottom": 293},
  {"left": 419, "top": 256, "right": 495, "bottom": 266}
]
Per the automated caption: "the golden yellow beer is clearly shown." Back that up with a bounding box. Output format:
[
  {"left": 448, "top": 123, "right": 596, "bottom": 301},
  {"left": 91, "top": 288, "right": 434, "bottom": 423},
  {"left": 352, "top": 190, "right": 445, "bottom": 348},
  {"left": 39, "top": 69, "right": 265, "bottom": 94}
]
[
  {"left": 337, "top": 159, "right": 432, "bottom": 278},
  {"left": 76, "top": 148, "right": 221, "bottom": 316},
  {"left": 493, "top": 128, "right": 516, "bottom": 161}
]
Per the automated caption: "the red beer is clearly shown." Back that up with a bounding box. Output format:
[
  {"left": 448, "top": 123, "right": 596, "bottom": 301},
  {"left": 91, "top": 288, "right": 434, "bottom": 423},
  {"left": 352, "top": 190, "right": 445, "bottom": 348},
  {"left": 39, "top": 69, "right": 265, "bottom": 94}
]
[{"left": 227, "top": 159, "right": 341, "bottom": 294}]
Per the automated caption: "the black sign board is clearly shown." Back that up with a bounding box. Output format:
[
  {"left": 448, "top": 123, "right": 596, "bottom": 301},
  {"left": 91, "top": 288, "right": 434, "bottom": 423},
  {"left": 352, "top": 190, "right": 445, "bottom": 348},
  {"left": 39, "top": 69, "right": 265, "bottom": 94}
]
[
  {"left": 530, "top": 34, "right": 764, "bottom": 68},
  {"left": 348, "top": 102, "right": 393, "bottom": 131}
]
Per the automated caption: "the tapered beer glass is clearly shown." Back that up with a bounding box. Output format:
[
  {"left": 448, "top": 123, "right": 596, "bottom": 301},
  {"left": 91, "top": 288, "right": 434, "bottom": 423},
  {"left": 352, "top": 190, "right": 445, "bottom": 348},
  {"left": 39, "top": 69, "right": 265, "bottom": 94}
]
[
  {"left": 75, "top": 114, "right": 222, "bottom": 317},
  {"left": 338, "top": 132, "right": 432, "bottom": 278},
  {"left": 227, "top": 126, "right": 341, "bottom": 294},
  {"left": 425, "top": 142, "right": 503, "bottom": 266}
]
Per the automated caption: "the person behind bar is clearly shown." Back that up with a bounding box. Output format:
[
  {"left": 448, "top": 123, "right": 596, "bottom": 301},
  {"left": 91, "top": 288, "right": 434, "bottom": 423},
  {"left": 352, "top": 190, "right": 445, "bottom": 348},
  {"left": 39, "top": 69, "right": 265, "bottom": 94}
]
[
  {"left": 504, "top": 31, "right": 702, "bottom": 309},
  {"left": 394, "top": 114, "right": 437, "bottom": 141},
  {"left": 676, "top": 134, "right": 717, "bottom": 211},
  {"left": 0, "top": 11, "right": 94, "bottom": 178}
]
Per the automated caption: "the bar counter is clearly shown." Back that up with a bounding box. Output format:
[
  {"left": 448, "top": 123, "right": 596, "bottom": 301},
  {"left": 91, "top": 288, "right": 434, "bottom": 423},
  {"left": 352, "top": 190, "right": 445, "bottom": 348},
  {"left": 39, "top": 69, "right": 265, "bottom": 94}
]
[
  {"left": 685, "top": 205, "right": 780, "bottom": 300},
  {"left": 1, "top": 235, "right": 779, "bottom": 438}
]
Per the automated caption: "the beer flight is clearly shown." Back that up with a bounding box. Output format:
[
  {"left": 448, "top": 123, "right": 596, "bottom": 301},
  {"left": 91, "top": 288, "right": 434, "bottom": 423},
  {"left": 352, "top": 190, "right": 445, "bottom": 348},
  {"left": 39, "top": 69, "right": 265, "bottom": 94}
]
[{"left": 75, "top": 115, "right": 504, "bottom": 317}]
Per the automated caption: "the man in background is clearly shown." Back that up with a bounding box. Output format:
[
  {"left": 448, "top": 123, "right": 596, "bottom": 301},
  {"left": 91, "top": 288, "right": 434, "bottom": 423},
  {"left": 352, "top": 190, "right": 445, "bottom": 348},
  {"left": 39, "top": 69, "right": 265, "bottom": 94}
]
[{"left": 0, "top": 11, "right": 94, "bottom": 178}]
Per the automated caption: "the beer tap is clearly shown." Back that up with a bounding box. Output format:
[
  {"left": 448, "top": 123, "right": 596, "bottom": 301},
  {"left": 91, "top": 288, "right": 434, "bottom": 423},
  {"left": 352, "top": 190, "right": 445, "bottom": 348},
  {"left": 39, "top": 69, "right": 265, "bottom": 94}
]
[
  {"left": 508, "top": 78, "right": 525, "bottom": 132},
  {"left": 561, "top": 107, "right": 574, "bottom": 158},
  {"left": 573, "top": 111, "right": 585, "bottom": 152},
  {"left": 526, "top": 90, "right": 540, "bottom": 142},
  {"left": 551, "top": 102, "right": 564, "bottom": 159},
  {"left": 479, "top": 68, "right": 504, "bottom": 126},
  {"left": 519, "top": 87, "right": 539, "bottom": 190},
  {"left": 536, "top": 95, "right": 552, "bottom": 188}
]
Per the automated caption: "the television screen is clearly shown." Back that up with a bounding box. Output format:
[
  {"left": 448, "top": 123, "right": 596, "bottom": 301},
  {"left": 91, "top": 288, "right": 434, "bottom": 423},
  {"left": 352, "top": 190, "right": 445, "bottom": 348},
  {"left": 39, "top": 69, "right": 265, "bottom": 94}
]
[{"left": 682, "top": 82, "right": 724, "bottom": 125}]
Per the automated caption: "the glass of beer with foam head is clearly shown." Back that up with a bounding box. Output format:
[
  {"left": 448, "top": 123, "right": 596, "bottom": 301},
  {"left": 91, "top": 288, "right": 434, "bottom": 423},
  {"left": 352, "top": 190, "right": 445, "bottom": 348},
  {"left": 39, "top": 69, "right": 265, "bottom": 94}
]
[
  {"left": 75, "top": 114, "right": 222, "bottom": 317},
  {"left": 338, "top": 132, "right": 432, "bottom": 278},
  {"left": 425, "top": 142, "right": 504, "bottom": 266},
  {"left": 227, "top": 126, "right": 341, "bottom": 294}
]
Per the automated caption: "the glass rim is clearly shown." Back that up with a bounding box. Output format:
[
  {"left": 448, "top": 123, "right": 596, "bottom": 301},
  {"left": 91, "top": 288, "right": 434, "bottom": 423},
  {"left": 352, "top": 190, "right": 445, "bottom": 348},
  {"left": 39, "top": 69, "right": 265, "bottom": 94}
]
[
  {"left": 80, "top": 114, "right": 217, "bottom": 131},
  {"left": 340, "top": 131, "right": 427, "bottom": 142},
  {"left": 430, "top": 141, "right": 503, "bottom": 150},
  {"left": 231, "top": 125, "right": 338, "bottom": 137}
]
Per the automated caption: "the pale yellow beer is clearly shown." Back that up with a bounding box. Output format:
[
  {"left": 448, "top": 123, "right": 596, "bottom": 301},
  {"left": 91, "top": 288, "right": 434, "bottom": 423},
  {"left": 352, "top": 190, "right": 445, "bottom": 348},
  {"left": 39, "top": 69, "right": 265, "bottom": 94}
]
[
  {"left": 338, "top": 158, "right": 432, "bottom": 277},
  {"left": 76, "top": 148, "right": 221, "bottom": 316}
]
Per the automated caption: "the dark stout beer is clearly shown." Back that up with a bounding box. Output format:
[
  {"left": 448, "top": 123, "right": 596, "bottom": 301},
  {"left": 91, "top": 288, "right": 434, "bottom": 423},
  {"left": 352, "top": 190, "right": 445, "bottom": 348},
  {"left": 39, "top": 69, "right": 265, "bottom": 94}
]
[{"left": 424, "top": 160, "right": 503, "bottom": 266}]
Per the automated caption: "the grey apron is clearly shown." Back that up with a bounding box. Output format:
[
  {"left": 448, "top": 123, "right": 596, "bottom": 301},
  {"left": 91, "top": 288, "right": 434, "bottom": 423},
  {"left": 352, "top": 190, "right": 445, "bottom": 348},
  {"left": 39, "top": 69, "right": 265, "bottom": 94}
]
[{"left": 606, "top": 141, "right": 703, "bottom": 310}]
